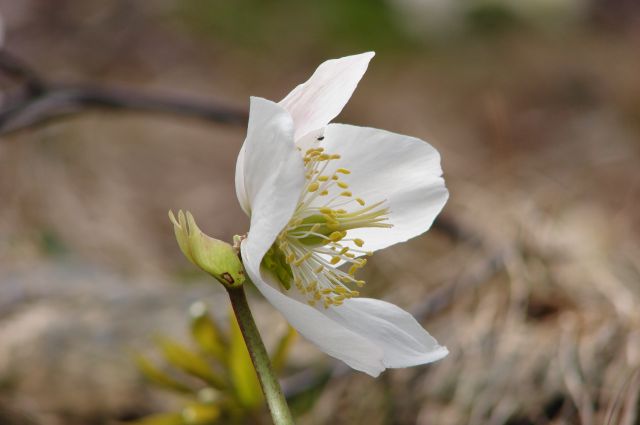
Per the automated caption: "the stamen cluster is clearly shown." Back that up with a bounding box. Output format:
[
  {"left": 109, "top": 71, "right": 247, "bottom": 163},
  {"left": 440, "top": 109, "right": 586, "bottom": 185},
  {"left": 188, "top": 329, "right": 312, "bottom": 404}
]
[{"left": 263, "top": 143, "right": 392, "bottom": 308}]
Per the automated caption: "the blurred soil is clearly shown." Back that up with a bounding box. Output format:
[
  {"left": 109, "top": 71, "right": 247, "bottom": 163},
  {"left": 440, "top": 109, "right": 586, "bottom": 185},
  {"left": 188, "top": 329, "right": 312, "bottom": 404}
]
[{"left": 1, "top": 1, "right": 640, "bottom": 424}]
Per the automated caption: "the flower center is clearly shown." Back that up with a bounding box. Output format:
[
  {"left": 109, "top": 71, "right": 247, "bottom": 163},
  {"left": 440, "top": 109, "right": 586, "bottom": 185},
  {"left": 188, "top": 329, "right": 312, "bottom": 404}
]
[{"left": 262, "top": 144, "right": 392, "bottom": 308}]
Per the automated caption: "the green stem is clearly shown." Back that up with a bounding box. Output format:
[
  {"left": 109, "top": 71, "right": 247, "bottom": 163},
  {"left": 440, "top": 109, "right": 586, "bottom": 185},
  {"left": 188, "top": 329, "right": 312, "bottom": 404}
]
[{"left": 226, "top": 285, "right": 294, "bottom": 425}]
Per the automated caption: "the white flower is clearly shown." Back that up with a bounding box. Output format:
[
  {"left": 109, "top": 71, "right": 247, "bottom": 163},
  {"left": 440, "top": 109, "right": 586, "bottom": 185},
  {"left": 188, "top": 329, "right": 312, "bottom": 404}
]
[{"left": 235, "top": 52, "right": 449, "bottom": 377}]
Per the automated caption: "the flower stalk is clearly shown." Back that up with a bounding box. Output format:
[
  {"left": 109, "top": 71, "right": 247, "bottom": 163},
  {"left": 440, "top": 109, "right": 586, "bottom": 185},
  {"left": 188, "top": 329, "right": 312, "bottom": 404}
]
[{"left": 226, "top": 284, "right": 294, "bottom": 425}]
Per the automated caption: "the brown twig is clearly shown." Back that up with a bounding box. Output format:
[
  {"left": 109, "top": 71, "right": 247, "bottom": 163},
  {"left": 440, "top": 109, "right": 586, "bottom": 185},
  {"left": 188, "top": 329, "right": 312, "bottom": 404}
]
[{"left": 0, "top": 50, "right": 248, "bottom": 136}]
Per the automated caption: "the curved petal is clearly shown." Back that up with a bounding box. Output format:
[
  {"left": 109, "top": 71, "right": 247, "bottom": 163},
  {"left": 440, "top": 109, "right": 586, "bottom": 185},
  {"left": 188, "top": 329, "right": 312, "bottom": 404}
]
[
  {"left": 236, "top": 98, "right": 386, "bottom": 376},
  {"left": 325, "top": 298, "right": 448, "bottom": 368},
  {"left": 241, "top": 248, "right": 386, "bottom": 376},
  {"left": 279, "top": 52, "right": 374, "bottom": 141},
  {"left": 235, "top": 144, "right": 249, "bottom": 215},
  {"left": 316, "top": 124, "right": 448, "bottom": 253},
  {"left": 235, "top": 97, "right": 301, "bottom": 220}
]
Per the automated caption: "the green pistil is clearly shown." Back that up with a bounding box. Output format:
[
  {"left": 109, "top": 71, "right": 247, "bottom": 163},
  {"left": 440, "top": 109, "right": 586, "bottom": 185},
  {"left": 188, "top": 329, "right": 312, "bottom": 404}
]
[{"left": 262, "top": 245, "right": 293, "bottom": 290}]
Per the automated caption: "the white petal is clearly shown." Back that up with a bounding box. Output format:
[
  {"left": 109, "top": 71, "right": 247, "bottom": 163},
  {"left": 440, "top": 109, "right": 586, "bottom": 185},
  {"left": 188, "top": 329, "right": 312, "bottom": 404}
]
[
  {"left": 317, "top": 124, "right": 448, "bottom": 253},
  {"left": 279, "top": 52, "right": 374, "bottom": 141},
  {"left": 241, "top": 247, "right": 386, "bottom": 376},
  {"left": 325, "top": 298, "right": 448, "bottom": 368},
  {"left": 236, "top": 98, "right": 386, "bottom": 376},
  {"left": 234, "top": 144, "right": 250, "bottom": 215},
  {"left": 235, "top": 97, "right": 301, "bottom": 221}
]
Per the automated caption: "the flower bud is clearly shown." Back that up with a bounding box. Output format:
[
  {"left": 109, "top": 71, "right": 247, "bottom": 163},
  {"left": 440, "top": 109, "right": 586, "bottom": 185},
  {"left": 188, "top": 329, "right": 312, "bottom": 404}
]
[{"left": 169, "top": 210, "right": 245, "bottom": 288}]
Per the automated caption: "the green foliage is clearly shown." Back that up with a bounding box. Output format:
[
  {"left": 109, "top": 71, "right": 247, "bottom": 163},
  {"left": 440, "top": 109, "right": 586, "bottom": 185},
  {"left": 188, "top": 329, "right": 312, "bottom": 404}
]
[
  {"left": 175, "top": 0, "right": 412, "bottom": 53},
  {"left": 189, "top": 302, "right": 227, "bottom": 364},
  {"left": 131, "top": 303, "right": 298, "bottom": 424},
  {"left": 39, "top": 229, "right": 68, "bottom": 257},
  {"left": 270, "top": 326, "right": 297, "bottom": 375},
  {"left": 156, "top": 337, "right": 227, "bottom": 390},
  {"left": 466, "top": 3, "right": 522, "bottom": 35},
  {"left": 228, "top": 313, "right": 263, "bottom": 409}
]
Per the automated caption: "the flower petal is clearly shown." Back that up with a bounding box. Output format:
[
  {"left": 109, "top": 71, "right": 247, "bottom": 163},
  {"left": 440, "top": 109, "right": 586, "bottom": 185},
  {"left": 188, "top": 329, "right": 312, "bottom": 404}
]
[
  {"left": 279, "top": 52, "right": 375, "bottom": 141},
  {"left": 316, "top": 124, "right": 448, "bottom": 253},
  {"left": 241, "top": 247, "right": 386, "bottom": 376},
  {"left": 325, "top": 298, "right": 448, "bottom": 368},
  {"left": 235, "top": 97, "right": 301, "bottom": 220},
  {"left": 236, "top": 98, "right": 386, "bottom": 376},
  {"left": 234, "top": 144, "right": 250, "bottom": 215}
]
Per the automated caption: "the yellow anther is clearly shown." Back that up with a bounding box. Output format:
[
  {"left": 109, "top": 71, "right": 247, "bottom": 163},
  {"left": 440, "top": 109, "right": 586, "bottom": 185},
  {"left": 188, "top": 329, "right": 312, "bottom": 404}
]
[
  {"left": 332, "top": 175, "right": 339, "bottom": 180},
  {"left": 337, "top": 181, "right": 349, "bottom": 189},
  {"left": 339, "top": 247, "right": 349, "bottom": 255},
  {"left": 336, "top": 168, "right": 351, "bottom": 174},
  {"left": 330, "top": 256, "right": 341, "bottom": 265},
  {"left": 345, "top": 253, "right": 355, "bottom": 258},
  {"left": 307, "top": 300, "right": 316, "bottom": 307},
  {"left": 341, "top": 191, "right": 352, "bottom": 197},
  {"left": 308, "top": 182, "right": 320, "bottom": 192},
  {"left": 319, "top": 207, "right": 334, "bottom": 215},
  {"left": 356, "top": 198, "right": 366, "bottom": 206},
  {"left": 330, "top": 154, "right": 341, "bottom": 159},
  {"left": 286, "top": 253, "right": 295, "bottom": 263},
  {"left": 315, "top": 265, "right": 324, "bottom": 274},
  {"left": 314, "top": 291, "right": 321, "bottom": 300},
  {"left": 329, "top": 231, "right": 346, "bottom": 242},
  {"left": 354, "top": 238, "right": 364, "bottom": 247},
  {"left": 320, "top": 190, "right": 329, "bottom": 196},
  {"left": 326, "top": 221, "right": 340, "bottom": 230},
  {"left": 318, "top": 176, "right": 329, "bottom": 182}
]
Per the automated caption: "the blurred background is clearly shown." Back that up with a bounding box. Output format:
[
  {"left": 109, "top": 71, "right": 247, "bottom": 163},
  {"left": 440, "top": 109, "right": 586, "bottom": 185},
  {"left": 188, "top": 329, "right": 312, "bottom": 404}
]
[{"left": 1, "top": 0, "right": 640, "bottom": 424}]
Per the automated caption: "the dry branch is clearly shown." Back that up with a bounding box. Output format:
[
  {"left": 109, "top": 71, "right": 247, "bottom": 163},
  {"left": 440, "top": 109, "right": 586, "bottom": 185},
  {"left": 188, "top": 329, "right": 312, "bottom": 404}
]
[{"left": 0, "top": 49, "right": 247, "bottom": 136}]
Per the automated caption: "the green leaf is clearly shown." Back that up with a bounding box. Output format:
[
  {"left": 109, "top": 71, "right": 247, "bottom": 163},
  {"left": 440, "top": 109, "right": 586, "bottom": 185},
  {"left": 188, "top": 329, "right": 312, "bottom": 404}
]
[
  {"left": 228, "top": 310, "right": 263, "bottom": 409},
  {"left": 134, "top": 353, "right": 193, "bottom": 394},
  {"left": 271, "top": 326, "right": 297, "bottom": 375},
  {"left": 189, "top": 302, "right": 227, "bottom": 364},
  {"left": 182, "top": 403, "right": 221, "bottom": 425},
  {"left": 128, "top": 412, "right": 185, "bottom": 425},
  {"left": 157, "top": 337, "right": 227, "bottom": 390}
]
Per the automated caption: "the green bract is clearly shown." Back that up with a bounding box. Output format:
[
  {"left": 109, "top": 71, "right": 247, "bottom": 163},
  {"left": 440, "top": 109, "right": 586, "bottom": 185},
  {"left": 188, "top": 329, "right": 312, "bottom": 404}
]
[{"left": 169, "top": 210, "right": 245, "bottom": 288}]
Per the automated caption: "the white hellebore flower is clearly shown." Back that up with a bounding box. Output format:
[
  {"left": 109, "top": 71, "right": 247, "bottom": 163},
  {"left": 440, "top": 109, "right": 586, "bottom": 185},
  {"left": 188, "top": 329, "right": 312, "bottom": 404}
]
[{"left": 235, "top": 52, "right": 449, "bottom": 377}]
